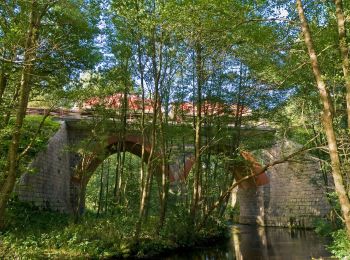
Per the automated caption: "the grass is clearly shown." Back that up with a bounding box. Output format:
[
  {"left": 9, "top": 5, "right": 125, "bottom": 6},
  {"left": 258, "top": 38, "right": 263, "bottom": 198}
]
[{"left": 0, "top": 201, "right": 228, "bottom": 259}]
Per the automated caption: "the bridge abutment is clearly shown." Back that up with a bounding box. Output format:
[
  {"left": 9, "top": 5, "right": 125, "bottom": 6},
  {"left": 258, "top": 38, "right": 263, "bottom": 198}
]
[
  {"left": 16, "top": 121, "right": 73, "bottom": 212},
  {"left": 238, "top": 141, "right": 331, "bottom": 228}
]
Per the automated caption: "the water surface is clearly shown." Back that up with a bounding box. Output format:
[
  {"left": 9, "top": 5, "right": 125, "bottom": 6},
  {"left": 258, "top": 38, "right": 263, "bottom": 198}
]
[{"left": 165, "top": 224, "right": 332, "bottom": 260}]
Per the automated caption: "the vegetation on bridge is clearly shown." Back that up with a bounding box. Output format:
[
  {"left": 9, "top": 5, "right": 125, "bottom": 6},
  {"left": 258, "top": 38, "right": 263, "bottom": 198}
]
[
  {"left": 0, "top": 115, "right": 59, "bottom": 176},
  {"left": 1, "top": 0, "right": 350, "bottom": 258}
]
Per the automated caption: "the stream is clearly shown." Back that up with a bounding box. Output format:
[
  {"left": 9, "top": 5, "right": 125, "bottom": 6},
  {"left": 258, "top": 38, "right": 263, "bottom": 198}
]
[{"left": 164, "top": 224, "right": 332, "bottom": 260}]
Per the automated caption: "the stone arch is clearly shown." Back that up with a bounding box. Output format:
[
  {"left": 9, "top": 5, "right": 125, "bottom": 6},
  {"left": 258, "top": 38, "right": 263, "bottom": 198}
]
[
  {"left": 175, "top": 150, "right": 269, "bottom": 188},
  {"left": 70, "top": 133, "right": 269, "bottom": 214},
  {"left": 71, "top": 133, "right": 270, "bottom": 187},
  {"left": 70, "top": 134, "right": 194, "bottom": 212},
  {"left": 71, "top": 134, "right": 189, "bottom": 185}
]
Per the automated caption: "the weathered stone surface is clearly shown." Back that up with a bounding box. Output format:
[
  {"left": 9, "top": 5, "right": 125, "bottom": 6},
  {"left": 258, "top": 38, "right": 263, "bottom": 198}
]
[
  {"left": 238, "top": 140, "right": 331, "bottom": 228},
  {"left": 16, "top": 121, "right": 72, "bottom": 212},
  {"left": 17, "top": 123, "right": 331, "bottom": 228}
]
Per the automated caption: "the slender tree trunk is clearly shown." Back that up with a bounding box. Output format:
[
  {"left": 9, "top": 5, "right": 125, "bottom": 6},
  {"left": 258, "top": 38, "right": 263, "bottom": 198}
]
[
  {"left": 0, "top": 68, "right": 8, "bottom": 106},
  {"left": 0, "top": 47, "right": 18, "bottom": 109},
  {"left": 97, "top": 161, "right": 104, "bottom": 216},
  {"left": 137, "top": 41, "right": 146, "bottom": 201},
  {"left": 3, "top": 84, "right": 20, "bottom": 127},
  {"left": 135, "top": 30, "right": 163, "bottom": 239},
  {"left": 190, "top": 43, "right": 203, "bottom": 225},
  {"left": 0, "top": 1, "right": 41, "bottom": 228},
  {"left": 334, "top": 0, "right": 350, "bottom": 129},
  {"left": 222, "top": 68, "right": 245, "bottom": 216},
  {"left": 119, "top": 150, "right": 126, "bottom": 203},
  {"left": 234, "top": 63, "right": 245, "bottom": 150},
  {"left": 113, "top": 147, "right": 121, "bottom": 202},
  {"left": 297, "top": 0, "right": 350, "bottom": 236},
  {"left": 134, "top": 0, "right": 147, "bottom": 207},
  {"left": 114, "top": 60, "right": 129, "bottom": 204},
  {"left": 203, "top": 117, "right": 211, "bottom": 215},
  {"left": 105, "top": 158, "right": 110, "bottom": 214},
  {"left": 118, "top": 73, "right": 129, "bottom": 204},
  {"left": 157, "top": 93, "right": 168, "bottom": 232}
]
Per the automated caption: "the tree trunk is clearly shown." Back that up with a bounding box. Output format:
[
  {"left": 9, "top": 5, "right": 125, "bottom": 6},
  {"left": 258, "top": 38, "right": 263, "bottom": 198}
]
[
  {"left": 2, "top": 84, "right": 20, "bottom": 128},
  {"left": 157, "top": 95, "right": 168, "bottom": 232},
  {"left": 0, "top": 1, "right": 40, "bottom": 228},
  {"left": 105, "top": 158, "right": 110, "bottom": 213},
  {"left": 0, "top": 68, "right": 8, "bottom": 106},
  {"left": 97, "top": 161, "right": 104, "bottom": 216},
  {"left": 135, "top": 29, "right": 162, "bottom": 239},
  {"left": 190, "top": 43, "right": 203, "bottom": 225},
  {"left": 117, "top": 74, "right": 129, "bottom": 204},
  {"left": 296, "top": 0, "right": 350, "bottom": 236},
  {"left": 334, "top": 0, "right": 350, "bottom": 129},
  {"left": 113, "top": 148, "right": 121, "bottom": 202},
  {"left": 137, "top": 41, "right": 146, "bottom": 201}
]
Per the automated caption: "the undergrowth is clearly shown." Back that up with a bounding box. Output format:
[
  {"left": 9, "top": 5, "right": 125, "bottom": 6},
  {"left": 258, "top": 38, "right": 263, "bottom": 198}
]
[{"left": 0, "top": 201, "right": 228, "bottom": 259}]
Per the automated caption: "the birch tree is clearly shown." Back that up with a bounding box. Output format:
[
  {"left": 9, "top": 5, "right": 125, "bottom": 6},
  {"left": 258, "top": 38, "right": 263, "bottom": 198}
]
[{"left": 296, "top": 0, "right": 350, "bottom": 237}]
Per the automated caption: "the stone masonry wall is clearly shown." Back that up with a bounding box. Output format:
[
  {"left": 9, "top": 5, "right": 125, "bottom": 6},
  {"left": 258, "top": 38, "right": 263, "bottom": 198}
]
[
  {"left": 17, "top": 123, "right": 331, "bottom": 227},
  {"left": 16, "top": 122, "right": 72, "bottom": 212},
  {"left": 238, "top": 141, "right": 331, "bottom": 228}
]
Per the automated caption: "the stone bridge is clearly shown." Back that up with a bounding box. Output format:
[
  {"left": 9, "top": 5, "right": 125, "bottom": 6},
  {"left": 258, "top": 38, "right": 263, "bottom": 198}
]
[{"left": 16, "top": 118, "right": 331, "bottom": 228}]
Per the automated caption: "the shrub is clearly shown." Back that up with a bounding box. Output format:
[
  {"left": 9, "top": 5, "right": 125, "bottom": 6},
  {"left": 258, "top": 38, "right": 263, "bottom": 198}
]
[{"left": 329, "top": 229, "right": 350, "bottom": 259}]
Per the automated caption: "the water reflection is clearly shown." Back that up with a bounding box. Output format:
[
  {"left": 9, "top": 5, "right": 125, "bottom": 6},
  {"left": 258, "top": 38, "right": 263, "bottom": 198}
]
[{"left": 165, "top": 225, "right": 332, "bottom": 260}]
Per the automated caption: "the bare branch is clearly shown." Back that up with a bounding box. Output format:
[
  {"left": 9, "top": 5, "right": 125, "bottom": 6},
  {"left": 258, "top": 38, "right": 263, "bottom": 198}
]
[{"left": 18, "top": 107, "right": 54, "bottom": 159}]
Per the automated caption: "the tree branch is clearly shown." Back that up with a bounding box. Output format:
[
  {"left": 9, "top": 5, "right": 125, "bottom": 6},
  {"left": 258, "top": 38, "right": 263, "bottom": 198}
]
[
  {"left": 18, "top": 107, "right": 53, "bottom": 160},
  {"left": 197, "top": 144, "right": 313, "bottom": 231}
]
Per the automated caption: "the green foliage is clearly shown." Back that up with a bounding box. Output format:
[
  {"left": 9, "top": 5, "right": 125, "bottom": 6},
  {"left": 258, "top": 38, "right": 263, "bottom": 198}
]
[
  {"left": 329, "top": 229, "right": 350, "bottom": 259},
  {"left": 0, "top": 116, "right": 59, "bottom": 171},
  {"left": 313, "top": 194, "right": 350, "bottom": 259},
  {"left": 85, "top": 152, "right": 142, "bottom": 214},
  {"left": 314, "top": 218, "right": 334, "bottom": 237},
  {"left": 0, "top": 201, "right": 227, "bottom": 259},
  {"left": 225, "top": 204, "right": 240, "bottom": 223},
  {"left": 21, "top": 116, "right": 60, "bottom": 155},
  {"left": 1, "top": 0, "right": 349, "bottom": 259},
  {"left": 0, "top": 0, "right": 101, "bottom": 113}
]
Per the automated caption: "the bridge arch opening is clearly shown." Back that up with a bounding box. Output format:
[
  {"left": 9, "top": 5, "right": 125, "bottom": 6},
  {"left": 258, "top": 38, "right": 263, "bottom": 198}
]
[
  {"left": 74, "top": 135, "right": 267, "bottom": 215},
  {"left": 70, "top": 132, "right": 269, "bottom": 218},
  {"left": 85, "top": 152, "right": 147, "bottom": 215},
  {"left": 73, "top": 135, "right": 150, "bottom": 213}
]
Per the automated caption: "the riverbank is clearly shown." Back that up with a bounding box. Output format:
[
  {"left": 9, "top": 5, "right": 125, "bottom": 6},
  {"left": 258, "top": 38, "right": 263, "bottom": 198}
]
[
  {"left": 1, "top": 201, "right": 347, "bottom": 259},
  {"left": 0, "top": 201, "right": 229, "bottom": 259}
]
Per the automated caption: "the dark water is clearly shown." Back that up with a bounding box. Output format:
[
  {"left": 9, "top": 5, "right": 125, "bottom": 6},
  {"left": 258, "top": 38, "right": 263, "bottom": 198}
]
[{"left": 164, "top": 225, "right": 332, "bottom": 260}]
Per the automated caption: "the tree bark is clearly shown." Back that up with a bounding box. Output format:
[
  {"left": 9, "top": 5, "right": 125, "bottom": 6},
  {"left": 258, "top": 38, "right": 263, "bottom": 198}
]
[
  {"left": 0, "top": 68, "right": 8, "bottom": 106},
  {"left": 334, "top": 0, "right": 350, "bottom": 129},
  {"left": 296, "top": 0, "right": 350, "bottom": 237},
  {"left": 0, "top": 0, "right": 41, "bottom": 228},
  {"left": 97, "top": 161, "right": 104, "bottom": 216},
  {"left": 105, "top": 158, "right": 110, "bottom": 213},
  {"left": 157, "top": 89, "right": 168, "bottom": 232},
  {"left": 190, "top": 43, "right": 203, "bottom": 224},
  {"left": 135, "top": 28, "right": 162, "bottom": 239},
  {"left": 137, "top": 41, "right": 146, "bottom": 201}
]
